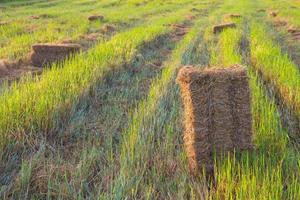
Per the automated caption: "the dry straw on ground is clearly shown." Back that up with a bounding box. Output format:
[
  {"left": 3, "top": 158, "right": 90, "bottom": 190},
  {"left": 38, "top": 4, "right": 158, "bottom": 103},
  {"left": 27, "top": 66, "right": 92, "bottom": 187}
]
[
  {"left": 177, "top": 65, "right": 253, "bottom": 175},
  {"left": 30, "top": 43, "right": 81, "bottom": 67}
]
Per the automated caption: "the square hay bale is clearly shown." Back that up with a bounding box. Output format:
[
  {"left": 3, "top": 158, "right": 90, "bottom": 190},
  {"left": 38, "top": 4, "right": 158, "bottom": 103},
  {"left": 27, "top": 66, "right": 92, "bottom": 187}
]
[
  {"left": 257, "top": 9, "right": 266, "bottom": 13},
  {"left": 30, "top": 43, "right": 81, "bottom": 67},
  {"left": 88, "top": 15, "right": 104, "bottom": 22},
  {"left": 177, "top": 65, "right": 253, "bottom": 175},
  {"left": 213, "top": 23, "right": 236, "bottom": 34},
  {"left": 32, "top": 43, "right": 81, "bottom": 53},
  {"left": 269, "top": 11, "right": 278, "bottom": 17},
  {"left": 0, "top": 21, "right": 8, "bottom": 26},
  {"left": 226, "top": 14, "right": 242, "bottom": 18}
]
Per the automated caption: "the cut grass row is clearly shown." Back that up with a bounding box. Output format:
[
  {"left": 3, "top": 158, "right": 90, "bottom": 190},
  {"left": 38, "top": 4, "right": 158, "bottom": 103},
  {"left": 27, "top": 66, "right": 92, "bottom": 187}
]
[
  {"left": 112, "top": 18, "right": 211, "bottom": 199},
  {"left": 5, "top": 30, "right": 179, "bottom": 200},
  {"left": 250, "top": 22, "right": 300, "bottom": 118},
  {"left": 0, "top": 6, "right": 197, "bottom": 152}
]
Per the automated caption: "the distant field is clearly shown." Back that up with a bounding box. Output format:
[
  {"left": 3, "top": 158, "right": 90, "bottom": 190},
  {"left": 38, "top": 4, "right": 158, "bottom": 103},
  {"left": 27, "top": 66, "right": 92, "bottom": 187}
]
[{"left": 0, "top": 0, "right": 299, "bottom": 199}]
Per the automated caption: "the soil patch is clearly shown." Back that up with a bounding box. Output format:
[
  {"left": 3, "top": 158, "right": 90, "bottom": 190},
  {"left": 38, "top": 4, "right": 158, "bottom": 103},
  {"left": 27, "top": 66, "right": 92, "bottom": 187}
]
[
  {"left": 177, "top": 65, "right": 253, "bottom": 175},
  {"left": 30, "top": 43, "right": 81, "bottom": 67},
  {"left": 213, "top": 23, "right": 236, "bottom": 34}
]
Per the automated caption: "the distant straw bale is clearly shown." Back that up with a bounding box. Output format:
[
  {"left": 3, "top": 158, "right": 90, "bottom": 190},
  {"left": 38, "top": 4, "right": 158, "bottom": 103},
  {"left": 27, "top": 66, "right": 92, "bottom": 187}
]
[
  {"left": 0, "top": 21, "right": 8, "bottom": 26},
  {"left": 269, "top": 11, "right": 278, "bottom": 17},
  {"left": 101, "top": 24, "right": 116, "bottom": 33},
  {"left": 226, "top": 14, "right": 242, "bottom": 18},
  {"left": 88, "top": 15, "right": 104, "bottom": 22},
  {"left": 30, "top": 43, "right": 81, "bottom": 67},
  {"left": 29, "top": 15, "right": 40, "bottom": 20},
  {"left": 177, "top": 65, "right": 253, "bottom": 175},
  {"left": 213, "top": 23, "right": 236, "bottom": 34},
  {"left": 257, "top": 9, "right": 266, "bottom": 12},
  {"left": 287, "top": 26, "right": 300, "bottom": 34},
  {"left": 186, "top": 15, "right": 196, "bottom": 21},
  {"left": 190, "top": 8, "right": 201, "bottom": 12}
]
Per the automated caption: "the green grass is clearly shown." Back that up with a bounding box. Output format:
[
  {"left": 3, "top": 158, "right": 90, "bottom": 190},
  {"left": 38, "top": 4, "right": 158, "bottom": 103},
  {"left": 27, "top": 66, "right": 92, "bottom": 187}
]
[
  {"left": 250, "top": 22, "right": 300, "bottom": 118},
  {"left": 113, "top": 19, "right": 205, "bottom": 199},
  {"left": 0, "top": 0, "right": 299, "bottom": 199}
]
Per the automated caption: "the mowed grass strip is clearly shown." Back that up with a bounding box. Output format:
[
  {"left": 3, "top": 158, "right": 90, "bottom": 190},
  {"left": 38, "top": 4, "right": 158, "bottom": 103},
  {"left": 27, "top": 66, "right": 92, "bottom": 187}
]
[
  {"left": 206, "top": 10, "right": 300, "bottom": 199},
  {"left": 109, "top": 1, "right": 230, "bottom": 193},
  {"left": 250, "top": 22, "right": 300, "bottom": 118},
  {"left": 0, "top": 8, "right": 194, "bottom": 151},
  {"left": 111, "top": 20, "right": 208, "bottom": 198}
]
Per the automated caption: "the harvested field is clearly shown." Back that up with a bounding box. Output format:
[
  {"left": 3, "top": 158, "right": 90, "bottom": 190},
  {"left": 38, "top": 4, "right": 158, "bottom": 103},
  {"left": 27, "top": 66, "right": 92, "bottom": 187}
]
[{"left": 0, "top": 0, "right": 299, "bottom": 199}]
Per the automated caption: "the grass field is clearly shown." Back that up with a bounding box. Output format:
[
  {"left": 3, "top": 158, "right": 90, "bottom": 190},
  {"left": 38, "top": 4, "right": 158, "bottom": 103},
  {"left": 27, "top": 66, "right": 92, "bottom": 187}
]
[{"left": 0, "top": 0, "right": 299, "bottom": 199}]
